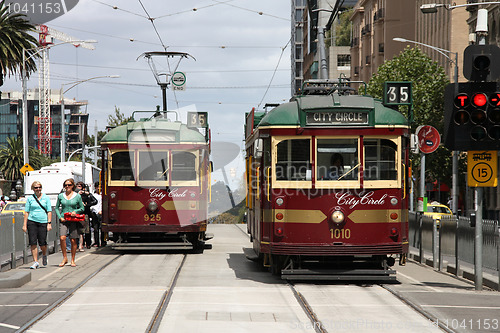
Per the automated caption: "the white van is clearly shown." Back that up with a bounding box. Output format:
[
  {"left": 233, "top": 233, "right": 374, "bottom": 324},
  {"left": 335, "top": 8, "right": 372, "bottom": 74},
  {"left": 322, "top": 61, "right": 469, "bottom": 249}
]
[{"left": 24, "top": 162, "right": 100, "bottom": 207}]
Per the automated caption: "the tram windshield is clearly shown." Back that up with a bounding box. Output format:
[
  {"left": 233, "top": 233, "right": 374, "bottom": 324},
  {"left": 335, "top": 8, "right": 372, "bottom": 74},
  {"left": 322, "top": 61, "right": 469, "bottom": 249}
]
[
  {"left": 138, "top": 151, "right": 169, "bottom": 181},
  {"left": 316, "top": 139, "right": 358, "bottom": 181},
  {"left": 272, "top": 136, "right": 401, "bottom": 188}
]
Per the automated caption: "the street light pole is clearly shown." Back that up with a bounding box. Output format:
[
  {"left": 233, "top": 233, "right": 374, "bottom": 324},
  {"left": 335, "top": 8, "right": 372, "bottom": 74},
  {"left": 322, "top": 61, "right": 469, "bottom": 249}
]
[
  {"left": 21, "top": 41, "right": 95, "bottom": 167},
  {"left": 59, "top": 75, "right": 119, "bottom": 163},
  {"left": 393, "top": 37, "right": 460, "bottom": 215}
]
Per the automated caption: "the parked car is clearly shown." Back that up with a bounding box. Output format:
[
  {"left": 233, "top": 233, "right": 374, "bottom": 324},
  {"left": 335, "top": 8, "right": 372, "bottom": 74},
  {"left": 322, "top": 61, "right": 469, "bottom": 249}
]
[
  {"left": 424, "top": 201, "right": 453, "bottom": 228},
  {"left": 0, "top": 202, "right": 26, "bottom": 215}
]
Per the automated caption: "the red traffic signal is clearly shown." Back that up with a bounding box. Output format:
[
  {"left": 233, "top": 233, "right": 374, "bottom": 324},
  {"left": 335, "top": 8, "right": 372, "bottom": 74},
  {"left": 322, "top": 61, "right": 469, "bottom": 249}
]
[{"left": 443, "top": 82, "right": 500, "bottom": 150}]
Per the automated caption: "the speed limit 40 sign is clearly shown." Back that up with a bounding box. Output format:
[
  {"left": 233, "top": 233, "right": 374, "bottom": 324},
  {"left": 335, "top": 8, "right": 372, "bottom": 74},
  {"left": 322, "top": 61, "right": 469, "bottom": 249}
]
[
  {"left": 383, "top": 81, "right": 412, "bottom": 105},
  {"left": 467, "top": 151, "right": 497, "bottom": 187}
]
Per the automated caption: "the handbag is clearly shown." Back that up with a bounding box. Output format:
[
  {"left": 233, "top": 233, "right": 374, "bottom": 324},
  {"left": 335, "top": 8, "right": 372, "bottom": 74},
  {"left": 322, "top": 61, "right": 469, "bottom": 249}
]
[{"left": 64, "top": 212, "right": 87, "bottom": 234}]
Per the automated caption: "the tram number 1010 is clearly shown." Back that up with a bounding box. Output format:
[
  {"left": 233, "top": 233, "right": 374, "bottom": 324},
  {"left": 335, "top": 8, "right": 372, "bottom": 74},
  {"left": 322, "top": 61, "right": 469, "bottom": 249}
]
[{"left": 330, "top": 228, "right": 351, "bottom": 239}]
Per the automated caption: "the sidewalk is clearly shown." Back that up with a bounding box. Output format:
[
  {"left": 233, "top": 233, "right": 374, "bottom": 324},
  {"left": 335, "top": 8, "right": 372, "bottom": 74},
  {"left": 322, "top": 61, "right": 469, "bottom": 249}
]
[
  {"left": 0, "top": 245, "right": 97, "bottom": 288},
  {"left": 409, "top": 246, "right": 500, "bottom": 291}
]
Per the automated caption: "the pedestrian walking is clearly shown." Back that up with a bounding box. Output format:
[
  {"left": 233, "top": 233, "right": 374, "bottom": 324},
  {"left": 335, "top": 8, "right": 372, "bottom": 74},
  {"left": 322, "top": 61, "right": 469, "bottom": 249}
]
[
  {"left": 55, "top": 178, "right": 84, "bottom": 267},
  {"left": 22, "top": 181, "right": 52, "bottom": 269},
  {"left": 75, "top": 182, "right": 97, "bottom": 250}
]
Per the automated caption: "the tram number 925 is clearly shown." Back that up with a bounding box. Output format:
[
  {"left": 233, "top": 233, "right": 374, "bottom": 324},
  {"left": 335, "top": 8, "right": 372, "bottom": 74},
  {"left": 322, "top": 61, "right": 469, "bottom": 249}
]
[
  {"left": 330, "top": 228, "right": 351, "bottom": 239},
  {"left": 144, "top": 214, "right": 162, "bottom": 222}
]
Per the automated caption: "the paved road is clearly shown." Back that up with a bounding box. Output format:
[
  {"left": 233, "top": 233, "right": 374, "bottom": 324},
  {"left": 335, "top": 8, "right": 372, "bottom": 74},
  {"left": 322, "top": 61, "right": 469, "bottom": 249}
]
[{"left": 0, "top": 224, "right": 499, "bottom": 333}]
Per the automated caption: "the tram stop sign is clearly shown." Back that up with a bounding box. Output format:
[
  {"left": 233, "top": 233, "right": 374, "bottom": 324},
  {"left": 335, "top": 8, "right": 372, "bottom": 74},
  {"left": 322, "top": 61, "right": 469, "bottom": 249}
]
[
  {"left": 416, "top": 125, "right": 440, "bottom": 154},
  {"left": 467, "top": 151, "right": 498, "bottom": 187}
]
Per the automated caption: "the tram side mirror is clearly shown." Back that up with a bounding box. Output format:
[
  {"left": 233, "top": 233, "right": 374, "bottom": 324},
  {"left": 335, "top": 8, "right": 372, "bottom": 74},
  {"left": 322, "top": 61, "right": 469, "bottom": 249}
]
[
  {"left": 469, "top": 213, "right": 476, "bottom": 228},
  {"left": 254, "top": 139, "right": 263, "bottom": 159}
]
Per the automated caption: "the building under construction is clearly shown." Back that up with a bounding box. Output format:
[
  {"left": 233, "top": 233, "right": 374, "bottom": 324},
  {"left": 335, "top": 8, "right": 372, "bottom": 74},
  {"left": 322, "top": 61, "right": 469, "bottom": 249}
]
[{"left": 0, "top": 89, "right": 89, "bottom": 160}]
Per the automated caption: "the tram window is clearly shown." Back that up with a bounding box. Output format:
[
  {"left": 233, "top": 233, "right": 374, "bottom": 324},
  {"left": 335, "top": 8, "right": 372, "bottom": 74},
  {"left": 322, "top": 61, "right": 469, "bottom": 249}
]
[
  {"left": 172, "top": 151, "right": 197, "bottom": 181},
  {"left": 110, "top": 152, "right": 135, "bottom": 181},
  {"left": 364, "top": 139, "right": 397, "bottom": 180},
  {"left": 275, "top": 139, "right": 311, "bottom": 181},
  {"left": 316, "top": 139, "right": 358, "bottom": 180},
  {"left": 138, "top": 151, "right": 169, "bottom": 181}
]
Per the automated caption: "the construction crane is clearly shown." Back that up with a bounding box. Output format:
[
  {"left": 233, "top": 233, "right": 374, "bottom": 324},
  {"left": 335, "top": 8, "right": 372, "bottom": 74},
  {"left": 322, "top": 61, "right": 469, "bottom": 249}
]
[{"left": 36, "top": 25, "right": 95, "bottom": 156}]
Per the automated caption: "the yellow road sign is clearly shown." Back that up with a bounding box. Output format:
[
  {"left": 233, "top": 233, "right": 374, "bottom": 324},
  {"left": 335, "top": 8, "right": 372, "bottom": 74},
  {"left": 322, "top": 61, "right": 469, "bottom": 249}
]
[
  {"left": 20, "top": 163, "right": 34, "bottom": 175},
  {"left": 467, "top": 151, "right": 497, "bottom": 187}
]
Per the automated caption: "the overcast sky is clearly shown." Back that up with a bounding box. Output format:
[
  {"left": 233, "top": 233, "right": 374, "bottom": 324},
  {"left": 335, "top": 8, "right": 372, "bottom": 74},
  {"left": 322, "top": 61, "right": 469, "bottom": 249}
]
[{"left": 3, "top": 0, "right": 292, "bottom": 144}]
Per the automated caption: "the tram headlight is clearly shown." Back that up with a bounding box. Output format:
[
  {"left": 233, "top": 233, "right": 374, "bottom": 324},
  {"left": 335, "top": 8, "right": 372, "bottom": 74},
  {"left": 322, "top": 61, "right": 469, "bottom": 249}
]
[
  {"left": 276, "top": 197, "right": 284, "bottom": 206},
  {"left": 390, "top": 197, "right": 398, "bottom": 206},
  {"left": 147, "top": 200, "right": 158, "bottom": 213},
  {"left": 331, "top": 210, "right": 344, "bottom": 224},
  {"left": 110, "top": 192, "right": 117, "bottom": 199}
]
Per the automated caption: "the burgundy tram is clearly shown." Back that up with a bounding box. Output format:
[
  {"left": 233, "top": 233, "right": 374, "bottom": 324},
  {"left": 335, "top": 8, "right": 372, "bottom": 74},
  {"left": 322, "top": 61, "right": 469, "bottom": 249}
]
[
  {"left": 101, "top": 111, "right": 211, "bottom": 251},
  {"left": 245, "top": 81, "right": 410, "bottom": 280}
]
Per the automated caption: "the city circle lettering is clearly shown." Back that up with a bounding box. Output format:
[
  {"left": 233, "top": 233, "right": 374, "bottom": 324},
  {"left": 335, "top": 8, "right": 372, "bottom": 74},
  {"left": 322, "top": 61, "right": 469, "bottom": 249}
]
[
  {"left": 335, "top": 191, "right": 387, "bottom": 209},
  {"left": 307, "top": 112, "right": 368, "bottom": 125}
]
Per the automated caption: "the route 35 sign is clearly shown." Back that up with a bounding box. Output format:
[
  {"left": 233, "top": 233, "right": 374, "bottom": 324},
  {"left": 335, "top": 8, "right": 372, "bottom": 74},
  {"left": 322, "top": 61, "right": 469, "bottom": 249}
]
[{"left": 383, "top": 81, "right": 412, "bottom": 105}]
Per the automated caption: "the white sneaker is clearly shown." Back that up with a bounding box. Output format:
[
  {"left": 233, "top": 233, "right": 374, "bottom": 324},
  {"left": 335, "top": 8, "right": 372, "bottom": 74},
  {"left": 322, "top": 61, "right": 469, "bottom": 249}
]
[{"left": 30, "top": 262, "right": 40, "bottom": 269}]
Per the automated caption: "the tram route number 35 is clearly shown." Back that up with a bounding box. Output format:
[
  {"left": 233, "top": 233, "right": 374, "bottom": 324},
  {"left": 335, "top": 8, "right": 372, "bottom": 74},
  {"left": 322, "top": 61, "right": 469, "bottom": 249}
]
[
  {"left": 187, "top": 112, "right": 208, "bottom": 128},
  {"left": 383, "top": 81, "right": 412, "bottom": 106}
]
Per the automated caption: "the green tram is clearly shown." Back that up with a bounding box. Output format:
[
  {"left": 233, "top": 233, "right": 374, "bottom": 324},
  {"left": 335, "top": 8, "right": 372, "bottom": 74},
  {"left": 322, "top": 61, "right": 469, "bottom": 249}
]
[
  {"left": 245, "top": 80, "right": 410, "bottom": 280},
  {"left": 101, "top": 111, "right": 212, "bottom": 251}
]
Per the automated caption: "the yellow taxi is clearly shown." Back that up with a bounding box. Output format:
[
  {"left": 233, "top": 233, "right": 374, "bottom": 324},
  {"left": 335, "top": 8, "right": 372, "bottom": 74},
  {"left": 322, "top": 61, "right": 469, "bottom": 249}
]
[
  {"left": 1, "top": 201, "right": 26, "bottom": 214},
  {"left": 424, "top": 201, "right": 453, "bottom": 227}
]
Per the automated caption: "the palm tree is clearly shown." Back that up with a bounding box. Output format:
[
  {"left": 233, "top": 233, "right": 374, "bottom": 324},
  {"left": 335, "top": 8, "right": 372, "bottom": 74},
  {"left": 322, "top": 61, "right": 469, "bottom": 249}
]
[
  {"left": 0, "top": 0, "right": 39, "bottom": 80},
  {"left": 0, "top": 137, "right": 43, "bottom": 181}
]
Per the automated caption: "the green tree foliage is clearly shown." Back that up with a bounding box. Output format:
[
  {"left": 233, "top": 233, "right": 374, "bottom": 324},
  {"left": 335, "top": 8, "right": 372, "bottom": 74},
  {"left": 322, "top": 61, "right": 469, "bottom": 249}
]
[
  {"left": 367, "top": 47, "right": 458, "bottom": 203},
  {"left": 0, "top": 137, "right": 43, "bottom": 181},
  {"left": 367, "top": 46, "right": 449, "bottom": 132},
  {"left": 335, "top": 9, "right": 352, "bottom": 47},
  {"left": 107, "top": 106, "right": 133, "bottom": 127},
  {"left": 0, "top": 1, "right": 40, "bottom": 79}
]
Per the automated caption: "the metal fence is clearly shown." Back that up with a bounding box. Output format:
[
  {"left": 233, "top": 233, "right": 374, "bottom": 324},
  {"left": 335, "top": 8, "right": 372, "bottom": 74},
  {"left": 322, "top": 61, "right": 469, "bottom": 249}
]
[
  {"left": 409, "top": 212, "right": 500, "bottom": 289},
  {"left": 0, "top": 210, "right": 59, "bottom": 270}
]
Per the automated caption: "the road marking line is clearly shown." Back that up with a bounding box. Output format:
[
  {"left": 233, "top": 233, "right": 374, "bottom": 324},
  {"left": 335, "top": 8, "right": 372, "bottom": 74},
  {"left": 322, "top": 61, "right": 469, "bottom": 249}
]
[
  {"left": 422, "top": 304, "right": 500, "bottom": 309},
  {"left": 397, "top": 272, "right": 441, "bottom": 292},
  {"left": 39, "top": 253, "right": 93, "bottom": 281},
  {"left": 0, "top": 304, "right": 49, "bottom": 307}
]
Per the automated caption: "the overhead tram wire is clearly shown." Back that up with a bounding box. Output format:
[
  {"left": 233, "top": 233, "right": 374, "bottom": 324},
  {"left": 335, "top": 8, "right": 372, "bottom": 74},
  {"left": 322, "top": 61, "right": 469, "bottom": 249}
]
[{"left": 258, "top": 38, "right": 291, "bottom": 108}]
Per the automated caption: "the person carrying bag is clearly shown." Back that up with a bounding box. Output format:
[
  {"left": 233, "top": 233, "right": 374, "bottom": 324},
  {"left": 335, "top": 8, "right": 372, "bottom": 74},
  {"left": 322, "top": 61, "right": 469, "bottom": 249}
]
[{"left": 23, "top": 181, "right": 52, "bottom": 269}]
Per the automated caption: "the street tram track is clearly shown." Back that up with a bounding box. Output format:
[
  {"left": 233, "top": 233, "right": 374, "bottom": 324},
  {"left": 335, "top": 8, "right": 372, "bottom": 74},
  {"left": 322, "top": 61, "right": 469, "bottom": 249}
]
[
  {"left": 16, "top": 254, "right": 123, "bottom": 333},
  {"left": 15, "top": 252, "right": 188, "bottom": 333},
  {"left": 146, "top": 254, "right": 187, "bottom": 333},
  {"left": 288, "top": 282, "right": 329, "bottom": 333}
]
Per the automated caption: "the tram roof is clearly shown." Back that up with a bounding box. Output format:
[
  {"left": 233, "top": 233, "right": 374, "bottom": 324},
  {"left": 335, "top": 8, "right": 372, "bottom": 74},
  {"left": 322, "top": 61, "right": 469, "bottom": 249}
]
[
  {"left": 101, "top": 118, "right": 206, "bottom": 144},
  {"left": 258, "top": 94, "right": 408, "bottom": 127}
]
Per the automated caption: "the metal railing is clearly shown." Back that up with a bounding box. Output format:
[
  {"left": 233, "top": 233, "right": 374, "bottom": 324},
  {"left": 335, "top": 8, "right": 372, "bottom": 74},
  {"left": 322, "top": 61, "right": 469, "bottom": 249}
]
[
  {"left": 409, "top": 212, "right": 500, "bottom": 290},
  {"left": 0, "top": 210, "right": 59, "bottom": 270}
]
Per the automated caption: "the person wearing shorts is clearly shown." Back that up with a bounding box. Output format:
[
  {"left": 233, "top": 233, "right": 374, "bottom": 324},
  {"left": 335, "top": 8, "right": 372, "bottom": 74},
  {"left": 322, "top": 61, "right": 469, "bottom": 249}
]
[
  {"left": 55, "top": 178, "right": 84, "bottom": 267},
  {"left": 23, "top": 181, "right": 52, "bottom": 269}
]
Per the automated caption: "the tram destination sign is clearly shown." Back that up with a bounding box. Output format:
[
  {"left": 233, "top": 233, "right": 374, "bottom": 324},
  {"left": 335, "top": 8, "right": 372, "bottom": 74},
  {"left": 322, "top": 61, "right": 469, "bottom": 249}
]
[{"left": 306, "top": 111, "right": 369, "bottom": 126}]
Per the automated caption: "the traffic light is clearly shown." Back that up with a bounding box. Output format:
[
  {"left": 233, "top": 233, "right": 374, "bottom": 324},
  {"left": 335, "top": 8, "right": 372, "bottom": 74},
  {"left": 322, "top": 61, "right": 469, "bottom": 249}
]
[
  {"left": 463, "top": 45, "right": 500, "bottom": 81},
  {"left": 443, "top": 82, "right": 500, "bottom": 150}
]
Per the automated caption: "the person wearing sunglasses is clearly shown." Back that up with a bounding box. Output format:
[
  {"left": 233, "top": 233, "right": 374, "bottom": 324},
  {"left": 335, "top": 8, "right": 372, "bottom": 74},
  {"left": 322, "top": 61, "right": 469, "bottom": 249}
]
[
  {"left": 55, "top": 178, "right": 84, "bottom": 267},
  {"left": 22, "top": 181, "right": 52, "bottom": 269}
]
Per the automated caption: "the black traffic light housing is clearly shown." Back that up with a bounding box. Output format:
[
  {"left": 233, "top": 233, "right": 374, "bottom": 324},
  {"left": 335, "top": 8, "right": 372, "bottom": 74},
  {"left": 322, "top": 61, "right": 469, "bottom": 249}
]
[
  {"left": 463, "top": 44, "right": 500, "bottom": 81},
  {"left": 443, "top": 81, "right": 500, "bottom": 151}
]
